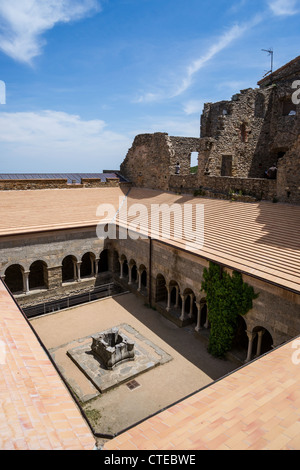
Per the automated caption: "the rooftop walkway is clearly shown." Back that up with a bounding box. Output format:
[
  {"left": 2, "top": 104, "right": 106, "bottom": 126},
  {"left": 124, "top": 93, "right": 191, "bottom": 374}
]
[
  {"left": 0, "top": 279, "right": 95, "bottom": 450},
  {"left": 104, "top": 336, "right": 300, "bottom": 450}
]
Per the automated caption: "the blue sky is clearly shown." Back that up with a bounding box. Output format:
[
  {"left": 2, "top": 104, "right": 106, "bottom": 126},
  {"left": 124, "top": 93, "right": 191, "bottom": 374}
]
[{"left": 0, "top": 0, "right": 300, "bottom": 172}]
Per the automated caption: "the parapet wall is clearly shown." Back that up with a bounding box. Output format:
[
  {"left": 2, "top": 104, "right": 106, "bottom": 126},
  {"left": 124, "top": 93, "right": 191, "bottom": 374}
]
[{"left": 0, "top": 178, "right": 131, "bottom": 191}]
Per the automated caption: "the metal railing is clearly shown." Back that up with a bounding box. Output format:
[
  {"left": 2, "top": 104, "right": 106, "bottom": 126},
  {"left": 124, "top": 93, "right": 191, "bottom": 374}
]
[{"left": 23, "top": 282, "right": 125, "bottom": 319}]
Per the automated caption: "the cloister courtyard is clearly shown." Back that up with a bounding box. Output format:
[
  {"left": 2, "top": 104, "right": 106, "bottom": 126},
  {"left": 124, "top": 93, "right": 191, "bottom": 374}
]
[{"left": 30, "top": 292, "right": 238, "bottom": 441}]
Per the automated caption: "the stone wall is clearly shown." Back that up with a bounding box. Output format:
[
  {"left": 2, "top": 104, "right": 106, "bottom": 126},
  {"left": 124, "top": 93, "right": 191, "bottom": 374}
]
[
  {"left": 119, "top": 56, "right": 300, "bottom": 204},
  {"left": 200, "top": 88, "right": 272, "bottom": 179},
  {"left": 0, "top": 178, "right": 130, "bottom": 191},
  {"left": 277, "top": 136, "right": 300, "bottom": 203},
  {"left": 120, "top": 133, "right": 200, "bottom": 190},
  {"left": 111, "top": 235, "right": 300, "bottom": 346}
]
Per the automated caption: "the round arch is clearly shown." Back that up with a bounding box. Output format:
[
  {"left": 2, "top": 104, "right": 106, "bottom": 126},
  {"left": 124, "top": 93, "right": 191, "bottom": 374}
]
[
  {"left": 29, "top": 260, "right": 48, "bottom": 290},
  {"left": 62, "top": 255, "right": 77, "bottom": 282},
  {"left": 81, "top": 252, "right": 96, "bottom": 278},
  {"left": 4, "top": 264, "right": 24, "bottom": 294},
  {"left": 98, "top": 249, "right": 109, "bottom": 273},
  {"left": 155, "top": 274, "right": 167, "bottom": 303}
]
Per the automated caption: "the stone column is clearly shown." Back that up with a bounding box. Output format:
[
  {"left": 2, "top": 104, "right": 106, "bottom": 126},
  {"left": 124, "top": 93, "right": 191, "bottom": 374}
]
[
  {"left": 95, "top": 259, "right": 99, "bottom": 276},
  {"left": 195, "top": 302, "right": 202, "bottom": 332},
  {"left": 166, "top": 287, "right": 171, "bottom": 312},
  {"left": 120, "top": 261, "right": 124, "bottom": 279},
  {"left": 256, "top": 330, "right": 265, "bottom": 357},
  {"left": 73, "top": 260, "right": 78, "bottom": 281},
  {"left": 188, "top": 294, "right": 194, "bottom": 319},
  {"left": 180, "top": 294, "right": 186, "bottom": 322},
  {"left": 128, "top": 266, "right": 132, "bottom": 285},
  {"left": 137, "top": 271, "right": 142, "bottom": 292},
  {"left": 245, "top": 331, "right": 257, "bottom": 363},
  {"left": 23, "top": 271, "right": 30, "bottom": 294},
  {"left": 77, "top": 262, "right": 82, "bottom": 282},
  {"left": 175, "top": 286, "right": 179, "bottom": 308},
  {"left": 90, "top": 257, "right": 95, "bottom": 277}
]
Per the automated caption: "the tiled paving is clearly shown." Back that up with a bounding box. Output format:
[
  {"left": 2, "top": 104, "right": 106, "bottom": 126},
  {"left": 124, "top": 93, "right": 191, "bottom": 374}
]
[
  {"left": 103, "top": 337, "right": 300, "bottom": 450},
  {"left": 0, "top": 280, "right": 95, "bottom": 450}
]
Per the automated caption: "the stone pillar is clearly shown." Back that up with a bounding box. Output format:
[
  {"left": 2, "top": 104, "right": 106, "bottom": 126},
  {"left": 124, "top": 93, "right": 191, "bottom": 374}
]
[
  {"left": 166, "top": 287, "right": 171, "bottom": 312},
  {"left": 120, "top": 261, "right": 124, "bottom": 279},
  {"left": 23, "top": 271, "right": 30, "bottom": 294},
  {"left": 137, "top": 271, "right": 142, "bottom": 292},
  {"left": 245, "top": 331, "right": 257, "bottom": 363},
  {"left": 73, "top": 260, "right": 78, "bottom": 281},
  {"left": 91, "top": 257, "right": 95, "bottom": 276},
  {"left": 256, "top": 330, "right": 265, "bottom": 357},
  {"left": 47, "top": 266, "right": 62, "bottom": 290},
  {"left": 180, "top": 294, "right": 186, "bottom": 321},
  {"left": 195, "top": 302, "right": 202, "bottom": 332},
  {"left": 95, "top": 259, "right": 99, "bottom": 276},
  {"left": 188, "top": 294, "right": 194, "bottom": 319},
  {"left": 175, "top": 286, "right": 179, "bottom": 308},
  {"left": 128, "top": 266, "right": 132, "bottom": 285},
  {"left": 77, "top": 262, "right": 82, "bottom": 282}
]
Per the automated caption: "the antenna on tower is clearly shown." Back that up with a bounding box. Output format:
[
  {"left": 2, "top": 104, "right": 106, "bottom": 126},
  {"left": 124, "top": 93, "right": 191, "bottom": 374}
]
[{"left": 262, "top": 48, "right": 274, "bottom": 77}]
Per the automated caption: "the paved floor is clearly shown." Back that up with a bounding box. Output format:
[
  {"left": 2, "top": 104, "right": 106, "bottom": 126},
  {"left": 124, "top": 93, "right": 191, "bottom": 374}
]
[{"left": 30, "top": 293, "right": 238, "bottom": 438}]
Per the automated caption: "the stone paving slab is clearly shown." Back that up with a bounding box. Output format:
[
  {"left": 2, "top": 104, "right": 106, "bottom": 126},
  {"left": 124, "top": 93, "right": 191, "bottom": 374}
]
[{"left": 66, "top": 323, "right": 172, "bottom": 398}]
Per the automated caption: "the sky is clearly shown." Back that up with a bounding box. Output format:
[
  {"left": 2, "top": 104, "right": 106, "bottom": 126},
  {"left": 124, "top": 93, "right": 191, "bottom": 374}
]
[{"left": 0, "top": 0, "right": 300, "bottom": 173}]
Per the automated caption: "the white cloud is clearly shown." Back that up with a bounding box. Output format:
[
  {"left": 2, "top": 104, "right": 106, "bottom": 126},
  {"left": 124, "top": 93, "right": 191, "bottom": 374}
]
[
  {"left": 0, "top": 0, "right": 100, "bottom": 63},
  {"left": 0, "top": 110, "right": 131, "bottom": 171},
  {"left": 268, "top": 0, "right": 299, "bottom": 16},
  {"left": 137, "top": 14, "right": 263, "bottom": 103},
  {"left": 183, "top": 100, "right": 204, "bottom": 115}
]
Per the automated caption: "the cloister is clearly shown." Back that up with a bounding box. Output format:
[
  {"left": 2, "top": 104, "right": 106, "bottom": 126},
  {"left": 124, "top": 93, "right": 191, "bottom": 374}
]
[{"left": 2, "top": 245, "right": 274, "bottom": 364}]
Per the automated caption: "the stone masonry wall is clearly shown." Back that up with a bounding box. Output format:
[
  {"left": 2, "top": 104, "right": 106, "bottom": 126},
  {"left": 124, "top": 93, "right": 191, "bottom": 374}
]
[
  {"left": 120, "top": 133, "right": 200, "bottom": 190},
  {"left": 0, "top": 178, "right": 130, "bottom": 191},
  {"left": 277, "top": 136, "right": 300, "bottom": 203}
]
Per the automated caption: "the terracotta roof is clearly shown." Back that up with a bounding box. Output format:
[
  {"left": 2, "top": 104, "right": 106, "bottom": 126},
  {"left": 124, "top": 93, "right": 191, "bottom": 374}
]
[
  {"left": 118, "top": 188, "right": 300, "bottom": 293},
  {"left": 0, "top": 187, "right": 129, "bottom": 235},
  {"left": 103, "top": 337, "right": 300, "bottom": 450},
  {"left": 0, "top": 187, "right": 299, "bottom": 292},
  {"left": 0, "top": 280, "right": 95, "bottom": 450}
]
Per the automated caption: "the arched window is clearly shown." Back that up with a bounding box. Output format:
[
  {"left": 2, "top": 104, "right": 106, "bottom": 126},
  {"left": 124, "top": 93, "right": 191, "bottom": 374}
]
[
  {"left": 81, "top": 253, "right": 95, "bottom": 278},
  {"left": 4, "top": 264, "right": 24, "bottom": 294},
  {"left": 155, "top": 274, "right": 167, "bottom": 302},
  {"left": 62, "top": 255, "right": 77, "bottom": 282},
  {"left": 29, "top": 261, "right": 48, "bottom": 290},
  {"left": 98, "top": 249, "right": 109, "bottom": 273}
]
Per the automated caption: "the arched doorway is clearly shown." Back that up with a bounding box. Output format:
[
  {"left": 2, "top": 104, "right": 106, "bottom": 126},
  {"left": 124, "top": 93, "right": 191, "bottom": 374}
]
[
  {"left": 4, "top": 264, "right": 24, "bottom": 294},
  {"left": 29, "top": 261, "right": 48, "bottom": 290}
]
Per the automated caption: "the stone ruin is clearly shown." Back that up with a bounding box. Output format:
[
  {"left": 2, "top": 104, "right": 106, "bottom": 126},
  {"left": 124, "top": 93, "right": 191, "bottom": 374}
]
[{"left": 91, "top": 327, "right": 135, "bottom": 370}]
